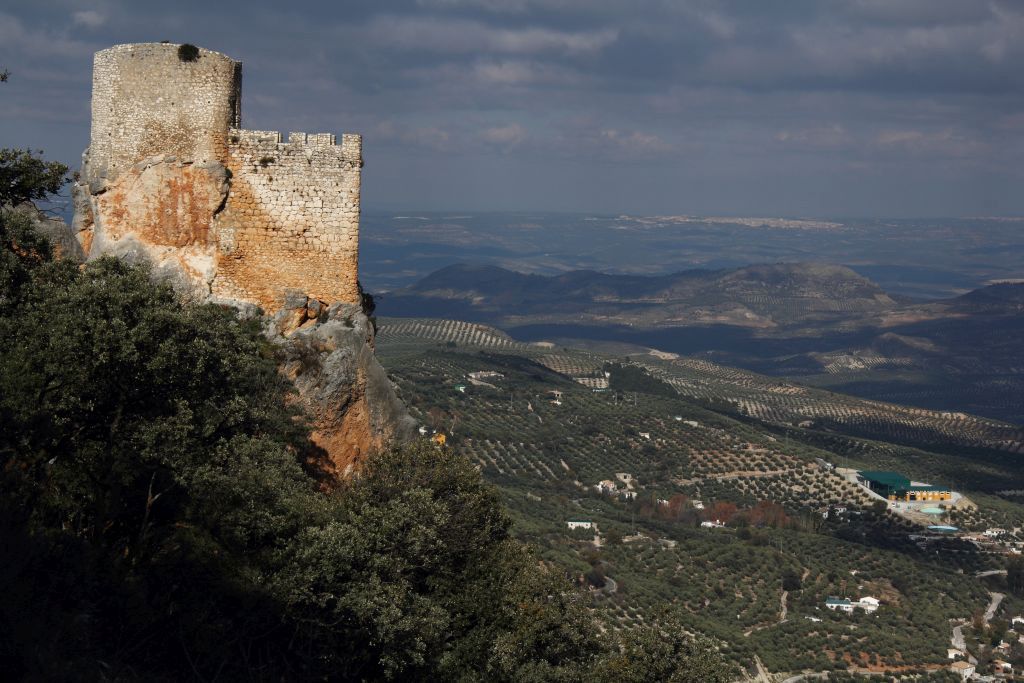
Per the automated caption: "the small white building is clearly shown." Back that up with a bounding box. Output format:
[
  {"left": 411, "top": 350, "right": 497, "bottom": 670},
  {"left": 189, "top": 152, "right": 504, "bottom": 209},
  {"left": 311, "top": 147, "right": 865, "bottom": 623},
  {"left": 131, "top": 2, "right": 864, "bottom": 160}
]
[
  {"left": 950, "top": 660, "right": 974, "bottom": 680},
  {"left": 700, "top": 520, "right": 726, "bottom": 529},
  {"left": 692, "top": 500, "right": 705, "bottom": 510},
  {"left": 566, "top": 520, "right": 593, "bottom": 531},
  {"left": 856, "top": 596, "right": 880, "bottom": 613},
  {"left": 947, "top": 648, "right": 964, "bottom": 660},
  {"left": 468, "top": 371, "right": 503, "bottom": 380},
  {"left": 638, "top": 432, "right": 651, "bottom": 440},
  {"left": 825, "top": 598, "right": 854, "bottom": 613},
  {"left": 984, "top": 528, "right": 1007, "bottom": 538},
  {"left": 1012, "top": 615, "right": 1024, "bottom": 628},
  {"left": 595, "top": 480, "right": 618, "bottom": 494}
]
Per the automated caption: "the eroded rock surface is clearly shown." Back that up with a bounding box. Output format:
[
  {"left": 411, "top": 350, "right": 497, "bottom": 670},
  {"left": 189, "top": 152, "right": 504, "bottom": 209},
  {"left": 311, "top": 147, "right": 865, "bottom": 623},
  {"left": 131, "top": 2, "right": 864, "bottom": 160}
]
[{"left": 273, "top": 299, "right": 416, "bottom": 479}]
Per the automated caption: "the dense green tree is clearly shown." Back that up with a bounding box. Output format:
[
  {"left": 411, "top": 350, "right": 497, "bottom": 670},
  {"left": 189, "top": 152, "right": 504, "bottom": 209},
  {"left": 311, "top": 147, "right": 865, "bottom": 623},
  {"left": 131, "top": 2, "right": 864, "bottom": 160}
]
[
  {"left": 0, "top": 149, "right": 731, "bottom": 681},
  {"left": 594, "top": 621, "right": 733, "bottom": 683},
  {"left": 0, "top": 148, "right": 69, "bottom": 206},
  {"left": 1007, "top": 555, "right": 1024, "bottom": 596},
  {"left": 0, "top": 148, "right": 67, "bottom": 311},
  {"left": 269, "top": 440, "right": 607, "bottom": 680}
]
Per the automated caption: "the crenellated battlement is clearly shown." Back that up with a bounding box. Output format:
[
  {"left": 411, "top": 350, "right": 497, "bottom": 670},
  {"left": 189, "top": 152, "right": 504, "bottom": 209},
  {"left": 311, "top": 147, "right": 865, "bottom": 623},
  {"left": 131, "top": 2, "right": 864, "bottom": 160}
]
[{"left": 228, "top": 128, "right": 362, "bottom": 163}]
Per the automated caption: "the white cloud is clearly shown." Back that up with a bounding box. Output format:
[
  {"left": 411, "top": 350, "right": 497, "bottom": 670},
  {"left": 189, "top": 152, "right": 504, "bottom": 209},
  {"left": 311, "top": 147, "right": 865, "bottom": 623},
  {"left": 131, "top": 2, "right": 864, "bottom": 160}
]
[
  {"left": 363, "top": 15, "right": 617, "bottom": 56},
  {"left": 480, "top": 123, "right": 526, "bottom": 146},
  {"left": 874, "top": 127, "right": 987, "bottom": 158},
  {"left": 775, "top": 125, "right": 852, "bottom": 150},
  {"left": 591, "top": 128, "right": 674, "bottom": 159},
  {"left": 72, "top": 10, "right": 105, "bottom": 29}
]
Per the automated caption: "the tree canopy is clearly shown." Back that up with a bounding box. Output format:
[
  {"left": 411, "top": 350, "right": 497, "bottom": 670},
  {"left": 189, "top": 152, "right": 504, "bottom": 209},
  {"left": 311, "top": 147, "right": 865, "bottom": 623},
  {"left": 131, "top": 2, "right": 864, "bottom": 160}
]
[{"left": 0, "top": 149, "right": 731, "bottom": 680}]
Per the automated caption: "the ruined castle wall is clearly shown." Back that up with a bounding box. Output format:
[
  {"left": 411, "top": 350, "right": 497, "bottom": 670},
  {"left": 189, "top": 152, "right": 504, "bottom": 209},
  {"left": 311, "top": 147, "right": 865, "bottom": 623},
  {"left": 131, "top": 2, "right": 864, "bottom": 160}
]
[
  {"left": 80, "top": 42, "right": 362, "bottom": 313},
  {"left": 88, "top": 43, "right": 241, "bottom": 179},
  {"left": 214, "top": 129, "right": 362, "bottom": 310}
]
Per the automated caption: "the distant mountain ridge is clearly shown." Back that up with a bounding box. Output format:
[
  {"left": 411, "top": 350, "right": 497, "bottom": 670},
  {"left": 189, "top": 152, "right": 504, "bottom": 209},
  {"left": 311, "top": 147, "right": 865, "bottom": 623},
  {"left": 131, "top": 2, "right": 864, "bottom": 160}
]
[
  {"left": 384, "top": 262, "right": 897, "bottom": 328},
  {"left": 377, "top": 263, "right": 1024, "bottom": 424}
]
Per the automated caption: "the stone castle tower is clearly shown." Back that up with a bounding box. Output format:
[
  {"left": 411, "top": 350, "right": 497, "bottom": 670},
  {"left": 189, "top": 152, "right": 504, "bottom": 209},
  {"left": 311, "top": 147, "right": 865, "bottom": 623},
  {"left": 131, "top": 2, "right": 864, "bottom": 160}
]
[{"left": 75, "top": 43, "right": 362, "bottom": 312}]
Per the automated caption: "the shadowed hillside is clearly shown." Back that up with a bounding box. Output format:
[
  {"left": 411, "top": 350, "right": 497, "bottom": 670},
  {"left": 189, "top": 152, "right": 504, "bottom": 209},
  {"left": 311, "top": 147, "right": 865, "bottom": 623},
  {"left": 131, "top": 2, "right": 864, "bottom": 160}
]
[{"left": 377, "top": 266, "right": 1024, "bottom": 424}]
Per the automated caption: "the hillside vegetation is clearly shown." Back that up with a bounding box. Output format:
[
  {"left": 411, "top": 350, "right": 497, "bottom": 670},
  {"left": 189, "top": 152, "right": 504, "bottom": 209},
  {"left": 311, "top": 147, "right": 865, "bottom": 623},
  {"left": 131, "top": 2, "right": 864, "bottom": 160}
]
[
  {"left": 0, "top": 150, "right": 730, "bottom": 681},
  {"left": 376, "top": 317, "right": 1024, "bottom": 674}
]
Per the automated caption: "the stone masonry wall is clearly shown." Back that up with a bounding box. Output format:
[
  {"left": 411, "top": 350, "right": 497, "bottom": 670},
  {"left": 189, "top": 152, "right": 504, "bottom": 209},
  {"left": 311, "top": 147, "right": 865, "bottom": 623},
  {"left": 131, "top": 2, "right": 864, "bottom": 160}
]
[
  {"left": 78, "top": 43, "right": 363, "bottom": 312},
  {"left": 88, "top": 43, "right": 241, "bottom": 181},
  {"left": 215, "top": 129, "right": 362, "bottom": 310}
]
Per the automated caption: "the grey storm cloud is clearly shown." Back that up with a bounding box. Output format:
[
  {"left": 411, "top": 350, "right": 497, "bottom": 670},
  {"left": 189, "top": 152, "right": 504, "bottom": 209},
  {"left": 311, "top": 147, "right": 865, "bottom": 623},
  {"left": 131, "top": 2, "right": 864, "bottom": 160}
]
[{"left": 1, "top": 0, "right": 1022, "bottom": 216}]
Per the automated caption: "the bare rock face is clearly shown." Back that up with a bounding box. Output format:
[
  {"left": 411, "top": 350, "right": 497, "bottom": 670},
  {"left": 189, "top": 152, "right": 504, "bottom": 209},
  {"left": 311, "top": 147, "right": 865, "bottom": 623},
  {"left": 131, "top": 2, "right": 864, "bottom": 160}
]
[
  {"left": 74, "top": 156, "right": 228, "bottom": 299},
  {"left": 272, "top": 298, "right": 416, "bottom": 479},
  {"left": 72, "top": 156, "right": 413, "bottom": 475},
  {"left": 10, "top": 203, "right": 85, "bottom": 263}
]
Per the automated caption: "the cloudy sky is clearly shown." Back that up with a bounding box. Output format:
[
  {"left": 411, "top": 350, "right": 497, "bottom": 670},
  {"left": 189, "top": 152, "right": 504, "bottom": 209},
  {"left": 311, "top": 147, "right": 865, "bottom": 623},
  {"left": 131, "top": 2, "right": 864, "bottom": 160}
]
[{"left": 1, "top": 0, "right": 1022, "bottom": 216}]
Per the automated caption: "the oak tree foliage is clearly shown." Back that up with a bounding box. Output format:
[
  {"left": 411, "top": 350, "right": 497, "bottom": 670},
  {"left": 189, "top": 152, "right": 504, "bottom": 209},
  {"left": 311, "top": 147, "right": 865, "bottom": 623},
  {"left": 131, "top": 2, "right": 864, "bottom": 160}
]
[{"left": 0, "top": 149, "right": 730, "bottom": 680}]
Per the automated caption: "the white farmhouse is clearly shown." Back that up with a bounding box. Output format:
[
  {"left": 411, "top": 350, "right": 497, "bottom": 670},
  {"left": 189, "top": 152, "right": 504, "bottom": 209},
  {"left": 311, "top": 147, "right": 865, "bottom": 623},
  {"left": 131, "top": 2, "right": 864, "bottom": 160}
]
[
  {"left": 825, "top": 597, "right": 854, "bottom": 613},
  {"left": 950, "top": 660, "right": 974, "bottom": 679},
  {"left": 856, "top": 596, "right": 880, "bottom": 613}
]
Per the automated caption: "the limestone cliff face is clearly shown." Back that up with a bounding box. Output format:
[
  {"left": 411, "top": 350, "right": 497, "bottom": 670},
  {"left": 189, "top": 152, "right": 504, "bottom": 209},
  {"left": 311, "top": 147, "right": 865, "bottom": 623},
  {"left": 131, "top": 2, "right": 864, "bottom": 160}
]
[
  {"left": 73, "top": 163, "right": 414, "bottom": 475},
  {"left": 73, "top": 155, "right": 228, "bottom": 299},
  {"left": 11, "top": 203, "right": 84, "bottom": 263},
  {"left": 272, "top": 297, "right": 416, "bottom": 479}
]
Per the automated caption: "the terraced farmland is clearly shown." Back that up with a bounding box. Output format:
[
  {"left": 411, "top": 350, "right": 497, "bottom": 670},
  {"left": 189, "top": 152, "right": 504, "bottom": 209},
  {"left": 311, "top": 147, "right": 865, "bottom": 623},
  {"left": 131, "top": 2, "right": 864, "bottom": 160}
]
[
  {"left": 634, "top": 356, "right": 1023, "bottom": 455},
  {"left": 375, "top": 317, "right": 1020, "bottom": 675}
]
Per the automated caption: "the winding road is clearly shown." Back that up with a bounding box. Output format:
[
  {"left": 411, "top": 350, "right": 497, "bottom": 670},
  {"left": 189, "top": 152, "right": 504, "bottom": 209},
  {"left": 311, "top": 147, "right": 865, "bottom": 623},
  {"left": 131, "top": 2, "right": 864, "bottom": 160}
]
[
  {"left": 976, "top": 569, "right": 1008, "bottom": 579},
  {"left": 985, "top": 591, "right": 1005, "bottom": 622}
]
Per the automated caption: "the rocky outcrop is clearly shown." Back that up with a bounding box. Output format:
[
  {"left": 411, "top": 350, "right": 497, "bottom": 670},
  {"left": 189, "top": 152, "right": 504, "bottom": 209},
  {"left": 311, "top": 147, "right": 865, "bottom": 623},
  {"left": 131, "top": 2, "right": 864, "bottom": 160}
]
[
  {"left": 73, "top": 159, "right": 414, "bottom": 475},
  {"left": 272, "top": 296, "right": 416, "bottom": 479},
  {"left": 7, "top": 203, "right": 85, "bottom": 263},
  {"left": 72, "top": 154, "right": 228, "bottom": 299}
]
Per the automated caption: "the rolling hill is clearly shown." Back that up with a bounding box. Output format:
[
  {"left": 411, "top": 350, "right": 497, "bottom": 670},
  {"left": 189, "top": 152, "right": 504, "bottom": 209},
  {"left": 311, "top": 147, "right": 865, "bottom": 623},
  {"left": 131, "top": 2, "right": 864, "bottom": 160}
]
[{"left": 376, "top": 265, "right": 1024, "bottom": 424}]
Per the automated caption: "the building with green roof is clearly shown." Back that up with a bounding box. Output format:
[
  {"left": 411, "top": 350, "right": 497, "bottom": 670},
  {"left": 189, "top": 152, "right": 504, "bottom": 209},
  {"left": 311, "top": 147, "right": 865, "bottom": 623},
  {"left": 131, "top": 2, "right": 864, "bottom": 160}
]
[{"left": 856, "top": 470, "right": 952, "bottom": 502}]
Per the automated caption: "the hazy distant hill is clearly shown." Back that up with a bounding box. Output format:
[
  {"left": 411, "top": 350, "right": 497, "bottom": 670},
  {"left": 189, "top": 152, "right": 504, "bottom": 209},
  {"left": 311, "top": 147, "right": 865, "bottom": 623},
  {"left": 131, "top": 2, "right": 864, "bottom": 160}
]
[
  {"left": 381, "top": 262, "right": 896, "bottom": 328},
  {"left": 377, "top": 265, "right": 1024, "bottom": 424},
  {"left": 950, "top": 282, "right": 1024, "bottom": 313}
]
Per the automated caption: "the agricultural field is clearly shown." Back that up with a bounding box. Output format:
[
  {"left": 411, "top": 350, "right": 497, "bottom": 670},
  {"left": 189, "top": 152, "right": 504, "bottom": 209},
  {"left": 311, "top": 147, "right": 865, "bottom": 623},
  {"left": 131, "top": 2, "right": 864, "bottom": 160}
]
[{"left": 375, "top": 317, "right": 1024, "bottom": 676}]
